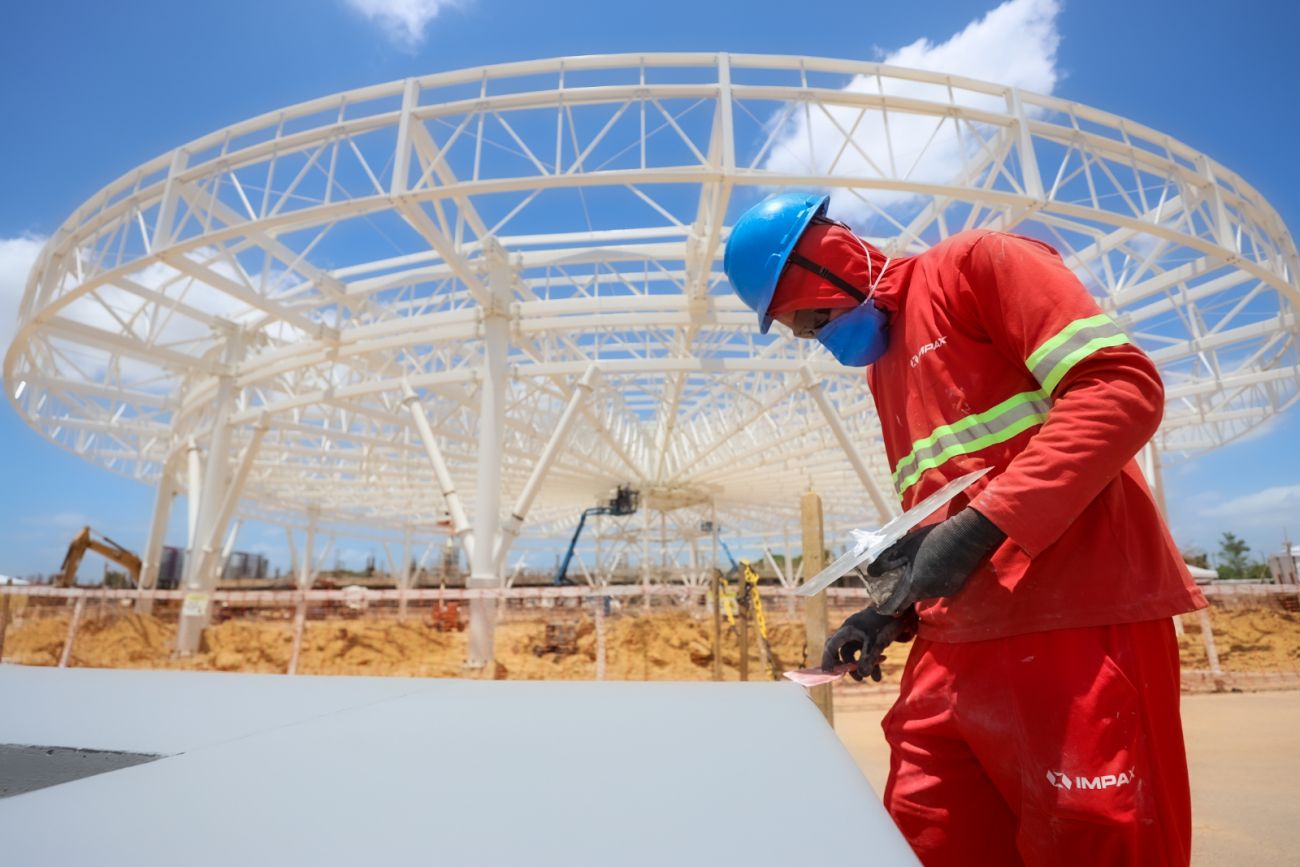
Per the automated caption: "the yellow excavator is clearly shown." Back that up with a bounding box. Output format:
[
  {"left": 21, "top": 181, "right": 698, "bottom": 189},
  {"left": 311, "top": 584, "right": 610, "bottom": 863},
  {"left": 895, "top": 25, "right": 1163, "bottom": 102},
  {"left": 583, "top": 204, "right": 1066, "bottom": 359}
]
[{"left": 58, "top": 527, "right": 142, "bottom": 588}]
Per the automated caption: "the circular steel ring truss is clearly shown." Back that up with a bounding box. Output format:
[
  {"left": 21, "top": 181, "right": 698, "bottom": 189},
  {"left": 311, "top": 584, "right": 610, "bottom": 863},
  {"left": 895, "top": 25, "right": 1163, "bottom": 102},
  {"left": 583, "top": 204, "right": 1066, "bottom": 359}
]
[{"left": 7, "top": 53, "right": 1299, "bottom": 576}]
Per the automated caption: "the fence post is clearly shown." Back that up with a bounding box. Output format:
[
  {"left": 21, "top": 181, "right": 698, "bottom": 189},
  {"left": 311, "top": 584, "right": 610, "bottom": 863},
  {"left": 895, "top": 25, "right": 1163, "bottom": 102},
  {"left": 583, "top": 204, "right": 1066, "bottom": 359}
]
[
  {"left": 59, "top": 595, "right": 87, "bottom": 668},
  {"left": 287, "top": 594, "right": 308, "bottom": 675},
  {"left": 1198, "top": 607, "right": 1224, "bottom": 690},
  {"left": 801, "top": 489, "right": 834, "bottom": 725},
  {"left": 737, "top": 589, "right": 749, "bottom": 682},
  {"left": 0, "top": 593, "right": 10, "bottom": 662}
]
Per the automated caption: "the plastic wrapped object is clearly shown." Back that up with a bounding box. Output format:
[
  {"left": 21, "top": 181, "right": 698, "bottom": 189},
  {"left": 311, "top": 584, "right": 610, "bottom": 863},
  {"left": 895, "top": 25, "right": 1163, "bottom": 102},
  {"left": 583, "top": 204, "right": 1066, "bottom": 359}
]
[
  {"left": 783, "top": 663, "right": 856, "bottom": 687},
  {"left": 794, "top": 467, "right": 992, "bottom": 600}
]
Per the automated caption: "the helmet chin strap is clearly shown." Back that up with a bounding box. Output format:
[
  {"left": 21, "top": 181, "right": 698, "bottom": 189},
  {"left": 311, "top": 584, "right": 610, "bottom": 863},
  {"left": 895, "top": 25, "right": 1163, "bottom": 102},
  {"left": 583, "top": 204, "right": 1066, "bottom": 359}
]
[{"left": 786, "top": 230, "right": 890, "bottom": 306}]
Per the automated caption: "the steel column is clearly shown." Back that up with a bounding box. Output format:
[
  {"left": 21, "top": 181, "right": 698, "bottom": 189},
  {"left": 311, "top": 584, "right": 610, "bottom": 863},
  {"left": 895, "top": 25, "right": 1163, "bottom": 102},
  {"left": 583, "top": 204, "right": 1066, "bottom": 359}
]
[
  {"left": 186, "top": 439, "right": 202, "bottom": 548},
  {"left": 137, "top": 456, "right": 177, "bottom": 614},
  {"left": 176, "top": 333, "right": 244, "bottom": 653},
  {"left": 493, "top": 363, "right": 599, "bottom": 571},
  {"left": 299, "top": 507, "right": 318, "bottom": 590},
  {"left": 402, "top": 379, "right": 474, "bottom": 556},
  {"left": 1142, "top": 441, "right": 1188, "bottom": 639},
  {"left": 466, "top": 246, "right": 512, "bottom": 668}
]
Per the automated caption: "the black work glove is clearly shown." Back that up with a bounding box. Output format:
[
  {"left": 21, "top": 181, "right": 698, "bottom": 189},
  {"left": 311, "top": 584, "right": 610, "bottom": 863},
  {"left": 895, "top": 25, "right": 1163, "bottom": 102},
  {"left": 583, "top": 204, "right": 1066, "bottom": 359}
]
[
  {"left": 869, "top": 507, "right": 1005, "bottom": 616},
  {"left": 821, "top": 607, "right": 919, "bottom": 682}
]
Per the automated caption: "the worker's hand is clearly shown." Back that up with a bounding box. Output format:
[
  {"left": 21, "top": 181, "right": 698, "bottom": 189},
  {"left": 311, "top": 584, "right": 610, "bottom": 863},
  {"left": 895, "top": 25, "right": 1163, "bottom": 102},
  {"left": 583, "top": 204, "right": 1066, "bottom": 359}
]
[
  {"left": 869, "top": 507, "right": 1005, "bottom": 616},
  {"left": 821, "top": 607, "right": 918, "bottom": 682}
]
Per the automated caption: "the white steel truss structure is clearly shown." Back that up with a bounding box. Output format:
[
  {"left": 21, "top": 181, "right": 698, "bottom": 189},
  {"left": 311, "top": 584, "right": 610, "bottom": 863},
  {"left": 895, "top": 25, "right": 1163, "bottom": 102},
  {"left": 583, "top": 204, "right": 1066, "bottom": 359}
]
[{"left": 6, "top": 54, "right": 1298, "bottom": 656}]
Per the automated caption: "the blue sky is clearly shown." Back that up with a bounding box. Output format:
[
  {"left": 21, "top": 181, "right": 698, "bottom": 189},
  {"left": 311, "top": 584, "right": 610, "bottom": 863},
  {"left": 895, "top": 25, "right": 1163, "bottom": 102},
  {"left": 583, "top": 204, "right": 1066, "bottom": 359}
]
[{"left": 1, "top": 0, "right": 1298, "bottom": 578}]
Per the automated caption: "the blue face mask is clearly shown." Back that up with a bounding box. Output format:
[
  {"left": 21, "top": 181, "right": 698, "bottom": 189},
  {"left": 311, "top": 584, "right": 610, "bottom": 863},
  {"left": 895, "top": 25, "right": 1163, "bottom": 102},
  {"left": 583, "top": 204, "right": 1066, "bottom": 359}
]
[{"left": 816, "top": 302, "right": 890, "bottom": 367}]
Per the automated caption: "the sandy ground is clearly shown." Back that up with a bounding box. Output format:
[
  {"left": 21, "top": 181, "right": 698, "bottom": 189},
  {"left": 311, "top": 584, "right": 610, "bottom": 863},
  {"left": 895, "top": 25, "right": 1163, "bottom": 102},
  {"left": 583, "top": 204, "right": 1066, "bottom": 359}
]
[
  {"left": 0, "top": 606, "right": 855, "bottom": 682},
  {"left": 833, "top": 690, "right": 1300, "bottom": 866},
  {"left": 5, "top": 601, "right": 1295, "bottom": 682}
]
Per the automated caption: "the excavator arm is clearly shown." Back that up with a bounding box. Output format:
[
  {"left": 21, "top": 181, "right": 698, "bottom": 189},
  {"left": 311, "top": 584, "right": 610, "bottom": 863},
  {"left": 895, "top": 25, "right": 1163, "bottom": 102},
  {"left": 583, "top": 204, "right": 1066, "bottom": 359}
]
[{"left": 59, "top": 527, "right": 143, "bottom": 587}]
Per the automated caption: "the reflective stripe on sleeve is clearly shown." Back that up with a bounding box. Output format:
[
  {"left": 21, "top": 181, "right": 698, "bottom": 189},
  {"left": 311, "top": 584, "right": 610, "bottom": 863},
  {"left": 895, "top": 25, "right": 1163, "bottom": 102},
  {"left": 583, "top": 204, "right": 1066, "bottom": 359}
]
[
  {"left": 892, "top": 389, "right": 1050, "bottom": 497},
  {"left": 890, "top": 315, "right": 1130, "bottom": 498},
  {"left": 1025, "top": 313, "right": 1131, "bottom": 394}
]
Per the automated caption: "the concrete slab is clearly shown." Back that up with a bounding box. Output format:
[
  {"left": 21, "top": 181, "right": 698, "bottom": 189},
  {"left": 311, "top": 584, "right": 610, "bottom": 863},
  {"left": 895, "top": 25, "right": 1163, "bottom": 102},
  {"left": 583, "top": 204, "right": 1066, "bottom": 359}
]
[
  {"left": 0, "top": 664, "right": 423, "bottom": 755},
  {"left": 0, "top": 666, "right": 919, "bottom": 866}
]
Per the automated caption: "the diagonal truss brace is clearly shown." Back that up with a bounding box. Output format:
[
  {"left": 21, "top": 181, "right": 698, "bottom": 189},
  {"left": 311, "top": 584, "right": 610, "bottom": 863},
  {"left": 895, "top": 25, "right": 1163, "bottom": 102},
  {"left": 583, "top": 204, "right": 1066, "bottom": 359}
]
[{"left": 801, "top": 366, "right": 897, "bottom": 523}]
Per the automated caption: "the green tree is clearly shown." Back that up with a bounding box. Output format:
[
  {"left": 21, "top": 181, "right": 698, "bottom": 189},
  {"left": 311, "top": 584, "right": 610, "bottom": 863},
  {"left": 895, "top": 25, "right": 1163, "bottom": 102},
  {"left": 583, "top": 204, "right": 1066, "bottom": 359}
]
[
  {"left": 1217, "top": 532, "right": 1251, "bottom": 580},
  {"left": 1246, "top": 561, "right": 1274, "bottom": 582}
]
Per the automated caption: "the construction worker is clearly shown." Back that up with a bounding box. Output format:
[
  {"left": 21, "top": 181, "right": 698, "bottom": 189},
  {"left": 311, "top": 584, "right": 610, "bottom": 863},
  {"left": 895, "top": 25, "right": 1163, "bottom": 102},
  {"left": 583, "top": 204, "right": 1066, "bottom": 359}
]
[{"left": 723, "top": 192, "right": 1207, "bottom": 867}]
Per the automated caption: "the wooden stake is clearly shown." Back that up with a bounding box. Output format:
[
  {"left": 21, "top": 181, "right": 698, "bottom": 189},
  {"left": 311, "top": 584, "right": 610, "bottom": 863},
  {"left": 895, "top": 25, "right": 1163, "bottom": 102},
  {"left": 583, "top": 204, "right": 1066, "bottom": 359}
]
[
  {"left": 0, "top": 593, "right": 10, "bottom": 663},
  {"left": 710, "top": 569, "right": 722, "bottom": 681},
  {"left": 59, "top": 596, "right": 87, "bottom": 669},
  {"left": 1198, "top": 607, "right": 1224, "bottom": 691},
  {"left": 594, "top": 596, "right": 606, "bottom": 681},
  {"left": 738, "top": 590, "right": 749, "bottom": 682},
  {"left": 801, "top": 489, "right": 833, "bottom": 725}
]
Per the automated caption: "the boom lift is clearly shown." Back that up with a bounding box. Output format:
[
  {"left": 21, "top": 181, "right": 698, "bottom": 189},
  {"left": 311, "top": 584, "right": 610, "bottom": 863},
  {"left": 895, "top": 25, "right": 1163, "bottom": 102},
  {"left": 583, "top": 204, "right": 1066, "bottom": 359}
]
[
  {"left": 552, "top": 485, "right": 639, "bottom": 585},
  {"left": 59, "top": 526, "right": 142, "bottom": 588}
]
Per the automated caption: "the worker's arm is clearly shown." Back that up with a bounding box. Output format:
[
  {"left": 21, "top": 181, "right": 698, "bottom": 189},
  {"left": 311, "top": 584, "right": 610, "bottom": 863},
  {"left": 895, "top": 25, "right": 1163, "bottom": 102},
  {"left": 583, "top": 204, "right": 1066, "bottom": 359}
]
[{"left": 959, "top": 232, "right": 1164, "bottom": 558}]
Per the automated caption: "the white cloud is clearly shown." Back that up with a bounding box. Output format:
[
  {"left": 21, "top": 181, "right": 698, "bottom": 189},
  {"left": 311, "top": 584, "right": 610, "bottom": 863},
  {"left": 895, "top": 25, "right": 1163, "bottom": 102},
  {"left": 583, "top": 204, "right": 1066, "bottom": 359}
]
[
  {"left": 885, "top": 0, "right": 1060, "bottom": 91},
  {"left": 761, "top": 0, "right": 1062, "bottom": 225},
  {"left": 1200, "top": 484, "right": 1300, "bottom": 528},
  {"left": 343, "top": 0, "right": 456, "bottom": 49},
  {"left": 22, "top": 511, "right": 92, "bottom": 530},
  {"left": 0, "top": 235, "right": 46, "bottom": 356}
]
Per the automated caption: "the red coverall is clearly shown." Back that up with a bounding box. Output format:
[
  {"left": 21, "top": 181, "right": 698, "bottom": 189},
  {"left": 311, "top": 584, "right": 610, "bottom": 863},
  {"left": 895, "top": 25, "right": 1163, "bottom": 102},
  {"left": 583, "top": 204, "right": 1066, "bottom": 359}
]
[{"left": 857, "top": 230, "right": 1207, "bottom": 866}]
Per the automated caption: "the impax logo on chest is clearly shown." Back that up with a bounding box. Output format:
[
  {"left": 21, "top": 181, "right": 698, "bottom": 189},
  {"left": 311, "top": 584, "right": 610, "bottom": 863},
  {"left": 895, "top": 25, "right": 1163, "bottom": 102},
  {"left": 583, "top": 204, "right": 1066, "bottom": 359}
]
[
  {"left": 1045, "top": 767, "right": 1137, "bottom": 791},
  {"left": 909, "top": 335, "right": 948, "bottom": 368}
]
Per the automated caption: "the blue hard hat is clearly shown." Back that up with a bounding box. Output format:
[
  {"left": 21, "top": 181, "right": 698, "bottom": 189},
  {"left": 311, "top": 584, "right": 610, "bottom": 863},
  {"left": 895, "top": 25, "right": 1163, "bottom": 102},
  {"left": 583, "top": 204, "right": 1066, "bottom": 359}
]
[{"left": 723, "top": 192, "right": 830, "bottom": 334}]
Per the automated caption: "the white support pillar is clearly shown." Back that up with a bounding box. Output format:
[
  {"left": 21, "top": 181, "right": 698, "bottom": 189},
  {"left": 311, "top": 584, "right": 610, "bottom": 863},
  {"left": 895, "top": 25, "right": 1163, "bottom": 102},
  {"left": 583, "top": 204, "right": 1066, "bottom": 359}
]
[
  {"left": 763, "top": 546, "right": 791, "bottom": 589},
  {"left": 801, "top": 366, "right": 898, "bottom": 523},
  {"left": 285, "top": 527, "right": 299, "bottom": 582},
  {"left": 176, "top": 333, "right": 244, "bottom": 653},
  {"left": 315, "top": 536, "right": 336, "bottom": 583},
  {"left": 657, "top": 510, "right": 668, "bottom": 604},
  {"left": 641, "top": 506, "right": 653, "bottom": 609},
  {"left": 493, "top": 364, "right": 599, "bottom": 572},
  {"left": 402, "top": 380, "right": 475, "bottom": 559},
  {"left": 186, "top": 439, "right": 202, "bottom": 548},
  {"left": 688, "top": 527, "right": 699, "bottom": 584},
  {"left": 219, "top": 520, "right": 243, "bottom": 579},
  {"left": 177, "top": 411, "right": 265, "bottom": 652},
  {"left": 137, "top": 455, "right": 178, "bottom": 614},
  {"left": 466, "top": 245, "right": 512, "bottom": 669},
  {"left": 299, "top": 507, "right": 318, "bottom": 590},
  {"left": 1142, "top": 441, "right": 1186, "bottom": 637},
  {"left": 398, "top": 527, "right": 413, "bottom": 620}
]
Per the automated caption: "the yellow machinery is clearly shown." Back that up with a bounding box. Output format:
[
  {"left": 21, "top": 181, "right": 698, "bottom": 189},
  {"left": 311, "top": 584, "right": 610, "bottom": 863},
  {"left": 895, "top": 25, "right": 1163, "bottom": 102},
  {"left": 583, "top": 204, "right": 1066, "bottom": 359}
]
[{"left": 58, "top": 527, "right": 142, "bottom": 587}]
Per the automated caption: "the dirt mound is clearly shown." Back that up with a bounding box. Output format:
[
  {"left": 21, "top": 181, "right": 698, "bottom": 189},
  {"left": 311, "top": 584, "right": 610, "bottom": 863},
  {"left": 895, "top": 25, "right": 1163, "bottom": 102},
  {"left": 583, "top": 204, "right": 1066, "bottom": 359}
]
[
  {"left": 203, "top": 620, "right": 293, "bottom": 673},
  {"left": 297, "top": 620, "right": 464, "bottom": 678},
  {"left": 3, "top": 602, "right": 1183, "bottom": 686},
  {"left": 1179, "top": 606, "right": 1300, "bottom": 672},
  {"left": 2, "top": 613, "right": 71, "bottom": 666}
]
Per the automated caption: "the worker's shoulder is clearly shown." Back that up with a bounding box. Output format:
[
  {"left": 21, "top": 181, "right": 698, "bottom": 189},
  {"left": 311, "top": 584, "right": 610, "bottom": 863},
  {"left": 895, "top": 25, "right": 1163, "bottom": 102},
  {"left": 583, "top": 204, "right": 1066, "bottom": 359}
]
[{"left": 919, "top": 229, "right": 1051, "bottom": 261}]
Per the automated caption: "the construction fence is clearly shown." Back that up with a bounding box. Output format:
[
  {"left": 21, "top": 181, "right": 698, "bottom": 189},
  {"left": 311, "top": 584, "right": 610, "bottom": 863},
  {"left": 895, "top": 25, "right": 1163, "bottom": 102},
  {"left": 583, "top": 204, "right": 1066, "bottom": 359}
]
[{"left": 1, "top": 582, "right": 1298, "bottom": 696}]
